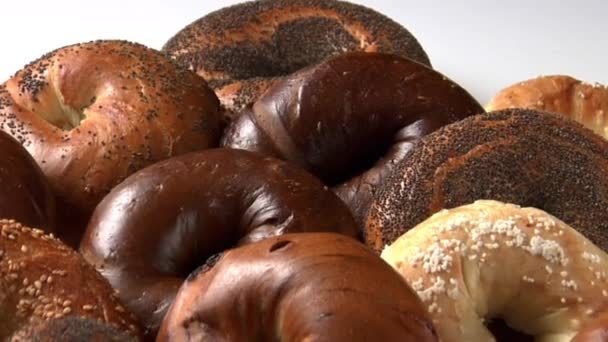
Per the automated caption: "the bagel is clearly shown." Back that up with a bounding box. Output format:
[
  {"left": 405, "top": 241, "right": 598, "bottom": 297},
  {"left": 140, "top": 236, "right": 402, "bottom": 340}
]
[
  {"left": 366, "top": 109, "right": 608, "bottom": 252},
  {"left": 158, "top": 233, "right": 439, "bottom": 342},
  {"left": 0, "top": 130, "right": 54, "bottom": 233},
  {"left": 487, "top": 75, "right": 608, "bottom": 139},
  {"left": 0, "top": 40, "right": 221, "bottom": 246},
  {"left": 162, "top": 0, "right": 431, "bottom": 122},
  {"left": 0, "top": 219, "right": 140, "bottom": 340},
  {"left": 574, "top": 309, "right": 608, "bottom": 341},
  {"left": 382, "top": 200, "right": 608, "bottom": 341},
  {"left": 79, "top": 148, "right": 358, "bottom": 338},
  {"left": 221, "top": 52, "right": 483, "bottom": 225}
]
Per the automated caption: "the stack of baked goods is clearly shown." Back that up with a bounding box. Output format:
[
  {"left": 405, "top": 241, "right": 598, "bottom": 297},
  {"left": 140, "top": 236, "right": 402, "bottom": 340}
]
[{"left": 1, "top": 0, "right": 607, "bottom": 341}]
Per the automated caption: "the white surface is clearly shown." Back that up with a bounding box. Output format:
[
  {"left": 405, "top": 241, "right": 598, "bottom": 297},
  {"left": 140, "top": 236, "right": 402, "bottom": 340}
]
[{"left": 1, "top": 0, "right": 606, "bottom": 104}]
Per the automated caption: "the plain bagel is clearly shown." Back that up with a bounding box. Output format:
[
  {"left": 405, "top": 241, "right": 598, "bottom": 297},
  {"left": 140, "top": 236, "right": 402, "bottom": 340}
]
[
  {"left": 158, "top": 233, "right": 439, "bottom": 342},
  {"left": 222, "top": 52, "right": 483, "bottom": 225},
  {"left": 79, "top": 148, "right": 358, "bottom": 339},
  {"left": 0, "top": 130, "right": 55, "bottom": 233}
]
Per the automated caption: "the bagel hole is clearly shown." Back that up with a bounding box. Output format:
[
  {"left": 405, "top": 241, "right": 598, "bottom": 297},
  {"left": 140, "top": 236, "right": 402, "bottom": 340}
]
[
  {"left": 45, "top": 95, "right": 94, "bottom": 130},
  {"left": 269, "top": 240, "right": 292, "bottom": 253},
  {"left": 486, "top": 318, "right": 534, "bottom": 342},
  {"left": 326, "top": 138, "right": 394, "bottom": 186},
  {"left": 186, "top": 252, "right": 224, "bottom": 282}
]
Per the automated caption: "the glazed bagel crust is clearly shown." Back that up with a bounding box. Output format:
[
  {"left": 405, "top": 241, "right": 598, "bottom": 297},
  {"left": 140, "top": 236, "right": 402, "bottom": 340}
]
[
  {"left": 0, "top": 40, "right": 220, "bottom": 240},
  {"left": 487, "top": 75, "right": 608, "bottom": 139},
  {"left": 0, "top": 219, "right": 140, "bottom": 341},
  {"left": 163, "top": 0, "right": 431, "bottom": 118},
  {"left": 157, "top": 233, "right": 438, "bottom": 342},
  {"left": 381, "top": 201, "right": 608, "bottom": 342},
  {"left": 367, "top": 109, "right": 608, "bottom": 252},
  {"left": 222, "top": 52, "right": 483, "bottom": 225},
  {"left": 79, "top": 148, "right": 358, "bottom": 339},
  {"left": 0, "top": 131, "right": 54, "bottom": 233}
]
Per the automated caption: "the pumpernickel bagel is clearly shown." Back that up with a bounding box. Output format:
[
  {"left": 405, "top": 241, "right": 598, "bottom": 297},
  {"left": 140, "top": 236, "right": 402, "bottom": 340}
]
[{"left": 79, "top": 148, "right": 358, "bottom": 338}]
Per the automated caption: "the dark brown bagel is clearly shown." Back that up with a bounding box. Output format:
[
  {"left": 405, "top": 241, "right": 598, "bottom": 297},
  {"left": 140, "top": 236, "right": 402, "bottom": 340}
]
[
  {"left": 0, "top": 219, "right": 141, "bottom": 341},
  {"left": 157, "top": 233, "right": 438, "bottom": 342},
  {"left": 0, "top": 130, "right": 54, "bottom": 233},
  {"left": 366, "top": 109, "right": 608, "bottom": 252},
  {"left": 0, "top": 40, "right": 221, "bottom": 246},
  {"left": 221, "top": 52, "right": 484, "bottom": 225},
  {"left": 79, "top": 148, "right": 358, "bottom": 339},
  {"left": 162, "top": 0, "right": 432, "bottom": 122}
]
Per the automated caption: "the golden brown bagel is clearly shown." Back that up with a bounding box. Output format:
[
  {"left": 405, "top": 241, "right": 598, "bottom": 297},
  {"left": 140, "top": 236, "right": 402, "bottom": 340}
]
[
  {"left": 0, "top": 40, "right": 221, "bottom": 245},
  {"left": 487, "top": 75, "right": 608, "bottom": 139},
  {"left": 382, "top": 200, "right": 608, "bottom": 342},
  {"left": 0, "top": 219, "right": 140, "bottom": 341},
  {"left": 162, "top": 0, "right": 431, "bottom": 122}
]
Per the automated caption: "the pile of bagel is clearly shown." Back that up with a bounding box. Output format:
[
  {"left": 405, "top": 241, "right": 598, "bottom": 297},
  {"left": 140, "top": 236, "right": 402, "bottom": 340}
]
[{"left": 1, "top": 0, "right": 607, "bottom": 341}]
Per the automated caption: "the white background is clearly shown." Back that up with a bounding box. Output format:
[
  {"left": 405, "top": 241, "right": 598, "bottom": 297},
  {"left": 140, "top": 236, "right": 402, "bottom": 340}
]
[{"left": 1, "top": 0, "right": 606, "bottom": 105}]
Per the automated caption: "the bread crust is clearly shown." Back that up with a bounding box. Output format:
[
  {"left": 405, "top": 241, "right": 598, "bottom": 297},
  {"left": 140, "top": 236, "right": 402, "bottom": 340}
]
[
  {"left": 222, "top": 52, "right": 483, "bottom": 225},
  {"left": 487, "top": 75, "right": 608, "bottom": 139},
  {"left": 0, "top": 219, "right": 140, "bottom": 340},
  {"left": 158, "top": 233, "right": 438, "bottom": 342},
  {"left": 0, "top": 40, "right": 221, "bottom": 244},
  {"left": 0, "top": 131, "right": 54, "bottom": 233},
  {"left": 79, "top": 148, "right": 358, "bottom": 339},
  {"left": 367, "top": 109, "right": 608, "bottom": 252},
  {"left": 382, "top": 200, "right": 608, "bottom": 341},
  {"left": 163, "top": 0, "right": 431, "bottom": 121}
]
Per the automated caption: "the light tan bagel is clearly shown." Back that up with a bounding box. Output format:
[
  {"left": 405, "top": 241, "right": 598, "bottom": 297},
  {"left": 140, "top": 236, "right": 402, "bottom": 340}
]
[
  {"left": 381, "top": 200, "right": 608, "bottom": 342},
  {"left": 487, "top": 75, "right": 608, "bottom": 139}
]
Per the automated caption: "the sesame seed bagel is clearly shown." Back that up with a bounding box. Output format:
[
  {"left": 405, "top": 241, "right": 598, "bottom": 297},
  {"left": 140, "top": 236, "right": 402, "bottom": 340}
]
[
  {"left": 381, "top": 200, "right": 608, "bottom": 342},
  {"left": 79, "top": 148, "right": 358, "bottom": 339},
  {"left": 487, "top": 75, "right": 608, "bottom": 139},
  {"left": 366, "top": 109, "right": 608, "bottom": 252},
  {"left": 0, "top": 40, "right": 221, "bottom": 246},
  {"left": 158, "top": 233, "right": 439, "bottom": 342},
  {"left": 162, "top": 0, "right": 431, "bottom": 123},
  {"left": 0, "top": 219, "right": 140, "bottom": 341}
]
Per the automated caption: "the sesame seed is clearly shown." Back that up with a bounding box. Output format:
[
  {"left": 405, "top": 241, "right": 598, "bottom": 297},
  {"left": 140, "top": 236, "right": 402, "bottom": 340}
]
[{"left": 522, "top": 275, "right": 535, "bottom": 283}]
